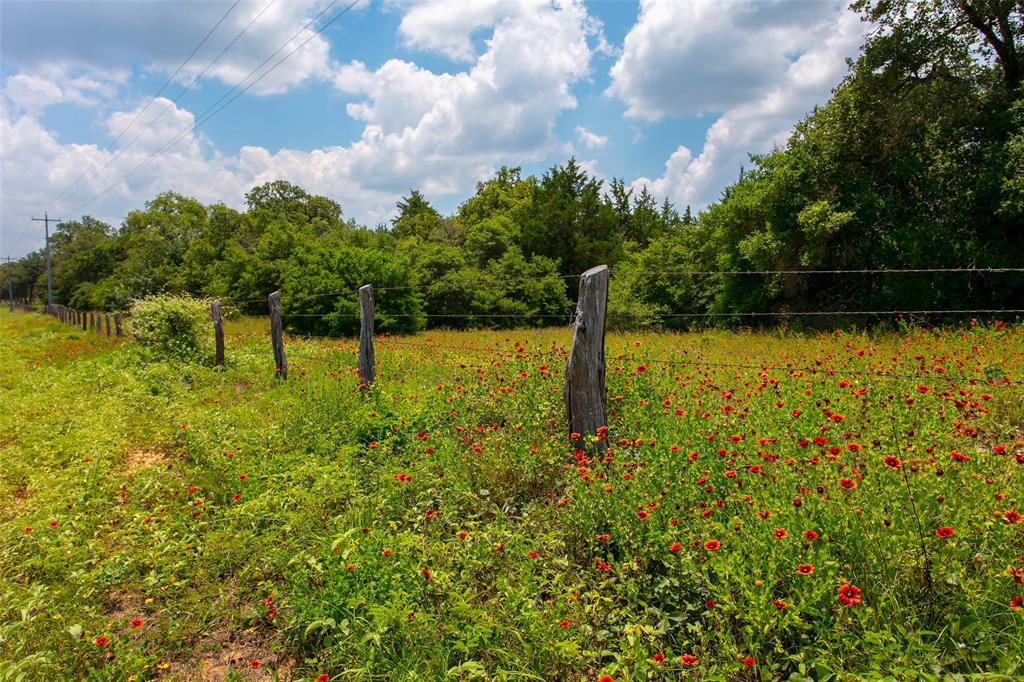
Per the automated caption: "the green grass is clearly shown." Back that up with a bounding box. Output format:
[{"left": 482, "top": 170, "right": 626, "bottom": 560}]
[{"left": 1, "top": 310, "right": 1023, "bottom": 681}]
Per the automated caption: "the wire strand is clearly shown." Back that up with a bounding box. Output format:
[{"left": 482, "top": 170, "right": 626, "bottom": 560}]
[
  {"left": 65, "top": 0, "right": 357, "bottom": 217},
  {"left": 47, "top": 0, "right": 249, "bottom": 212}
]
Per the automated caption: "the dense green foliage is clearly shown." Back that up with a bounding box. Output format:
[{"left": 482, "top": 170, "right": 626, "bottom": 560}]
[
  {"left": 3, "top": 1, "right": 1021, "bottom": 332},
  {"left": 129, "top": 295, "right": 214, "bottom": 362},
  {"left": 2, "top": 311, "right": 1023, "bottom": 680}
]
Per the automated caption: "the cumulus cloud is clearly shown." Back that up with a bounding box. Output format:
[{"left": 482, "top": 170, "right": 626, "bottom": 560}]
[
  {"left": 1, "top": 0, "right": 607, "bottom": 256},
  {"left": 1, "top": 0, "right": 338, "bottom": 98},
  {"left": 328, "top": 0, "right": 599, "bottom": 193},
  {"left": 575, "top": 126, "right": 608, "bottom": 149},
  {"left": 620, "top": 2, "right": 866, "bottom": 210},
  {"left": 2, "top": 66, "right": 127, "bottom": 113},
  {"left": 608, "top": 0, "right": 843, "bottom": 121}
]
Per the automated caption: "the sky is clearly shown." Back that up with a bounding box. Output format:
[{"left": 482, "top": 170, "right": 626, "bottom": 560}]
[{"left": 0, "top": 0, "right": 868, "bottom": 259}]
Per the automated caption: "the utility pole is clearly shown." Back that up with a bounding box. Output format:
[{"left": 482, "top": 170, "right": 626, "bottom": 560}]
[
  {"left": 31, "top": 212, "right": 60, "bottom": 307},
  {"left": 5, "top": 256, "right": 13, "bottom": 311}
]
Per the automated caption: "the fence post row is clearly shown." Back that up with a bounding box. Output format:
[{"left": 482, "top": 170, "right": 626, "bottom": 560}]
[
  {"left": 269, "top": 291, "right": 287, "bottom": 379},
  {"left": 358, "top": 284, "right": 376, "bottom": 390},
  {"left": 210, "top": 300, "right": 224, "bottom": 366},
  {"left": 565, "top": 264, "right": 610, "bottom": 452}
]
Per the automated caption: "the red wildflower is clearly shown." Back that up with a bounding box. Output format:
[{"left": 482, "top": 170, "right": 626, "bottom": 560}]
[
  {"left": 839, "top": 477, "right": 857, "bottom": 490},
  {"left": 249, "top": 659, "right": 261, "bottom": 669},
  {"left": 883, "top": 455, "right": 902, "bottom": 470},
  {"left": 528, "top": 551, "right": 539, "bottom": 558},
  {"left": 837, "top": 584, "right": 862, "bottom": 606},
  {"left": 382, "top": 548, "right": 393, "bottom": 556},
  {"left": 935, "top": 526, "right": 955, "bottom": 539},
  {"left": 773, "top": 528, "right": 788, "bottom": 540},
  {"left": 94, "top": 635, "right": 109, "bottom": 646},
  {"left": 704, "top": 539, "right": 721, "bottom": 551},
  {"left": 742, "top": 657, "right": 756, "bottom": 668},
  {"left": 668, "top": 542, "right": 682, "bottom": 553},
  {"left": 803, "top": 530, "right": 819, "bottom": 541},
  {"left": 950, "top": 451, "right": 971, "bottom": 462},
  {"left": 679, "top": 653, "right": 699, "bottom": 666},
  {"left": 422, "top": 568, "right": 433, "bottom": 582},
  {"left": 651, "top": 652, "right": 666, "bottom": 664},
  {"left": 316, "top": 675, "right": 330, "bottom": 682},
  {"left": 772, "top": 599, "right": 788, "bottom": 610},
  {"left": 129, "top": 618, "right": 143, "bottom": 629},
  {"left": 796, "top": 563, "right": 814, "bottom": 575},
  {"left": 1004, "top": 510, "right": 1021, "bottom": 524},
  {"left": 1011, "top": 596, "right": 1023, "bottom": 611}
]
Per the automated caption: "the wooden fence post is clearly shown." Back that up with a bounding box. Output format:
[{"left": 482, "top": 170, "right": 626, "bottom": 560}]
[
  {"left": 114, "top": 313, "right": 122, "bottom": 337},
  {"left": 269, "top": 291, "right": 286, "bottom": 379},
  {"left": 81, "top": 311, "right": 87, "bottom": 331},
  {"left": 210, "top": 300, "right": 224, "bottom": 366},
  {"left": 358, "top": 284, "right": 376, "bottom": 390},
  {"left": 105, "top": 312, "right": 111, "bottom": 337},
  {"left": 565, "top": 264, "right": 609, "bottom": 452}
]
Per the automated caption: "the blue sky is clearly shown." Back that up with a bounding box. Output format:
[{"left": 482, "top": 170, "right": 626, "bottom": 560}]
[{"left": 0, "top": 0, "right": 867, "bottom": 258}]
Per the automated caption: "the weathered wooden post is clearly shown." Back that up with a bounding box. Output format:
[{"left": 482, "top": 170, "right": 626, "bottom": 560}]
[
  {"left": 105, "top": 312, "right": 111, "bottom": 337},
  {"left": 210, "top": 299, "right": 225, "bottom": 366},
  {"left": 114, "top": 313, "right": 123, "bottom": 337},
  {"left": 565, "top": 264, "right": 609, "bottom": 452},
  {"left": 95, "top": 312, "right": 102, "bottom": 334},
  {"left": 358, "top": 284, "right": 376, "bottom": 390},
  {"left": 81, "top": 311, "right": 87, "bottom": 331},
  {"left": 269, "top": 291, "right": 286, "bottom": 379}
]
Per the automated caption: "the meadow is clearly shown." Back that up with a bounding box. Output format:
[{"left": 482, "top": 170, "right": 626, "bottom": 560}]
[{"left": 1, "top": 309, "right": 1022, "bottom": 681}]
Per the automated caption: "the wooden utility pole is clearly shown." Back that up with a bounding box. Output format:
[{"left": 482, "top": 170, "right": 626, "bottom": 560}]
[
  {"left": 4, "top": 256, "right": 11, "bottom": 312},
  {"left": 31, "top": 213, "right": 60, "bottom": 307}
]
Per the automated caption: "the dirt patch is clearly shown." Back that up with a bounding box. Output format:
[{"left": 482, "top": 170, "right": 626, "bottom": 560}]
[
  {"left": 161, "top": 626, "right": 293, "bottom": 681},
  {"left": 123, "top": 448, "right": 169, "bottom": 473}
]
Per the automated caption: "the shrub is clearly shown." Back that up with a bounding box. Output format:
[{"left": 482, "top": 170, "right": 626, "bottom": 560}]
[{"left": 129, "top": 294, "right": 212, "bottom": 361}]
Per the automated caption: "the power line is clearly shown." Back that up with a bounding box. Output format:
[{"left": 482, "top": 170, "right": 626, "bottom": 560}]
[
  {"left": 613, "top": 267, "right": 1024, "bottom": 277},
  {"left": 45, "top": 0, "right": 244, "bottom": 213},
  {"left": 65, "top": 0, "right": 359, "bottom": 218}
]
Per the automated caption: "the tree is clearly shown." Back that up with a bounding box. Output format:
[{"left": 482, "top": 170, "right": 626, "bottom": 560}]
[{"left": 392, "top": 190, "right": 442, "bottom": 240}]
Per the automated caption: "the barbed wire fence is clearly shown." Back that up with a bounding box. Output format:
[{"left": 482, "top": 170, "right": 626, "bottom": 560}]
[{"left": 14, "top": 264, "right": 1024, "bottom": 443}]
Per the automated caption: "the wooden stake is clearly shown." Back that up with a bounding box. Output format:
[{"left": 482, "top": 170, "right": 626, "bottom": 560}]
[
  {"left": 211, "top": 299, "right": 224, "bottom": 366},
  {"left": 269, "top": 291, "right": 286, "bottom": 379},
  {"left": 358, "top": 284, "right": 376, "bottom": 389},
  {"left": 565, "top": 264, "right": 609, "bottom": 451},
  {"left": 114, "top": 313, "right": 122, "bottom": 337}
]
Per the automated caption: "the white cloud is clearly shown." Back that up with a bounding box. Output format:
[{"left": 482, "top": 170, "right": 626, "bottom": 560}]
[
  {"left": 575, "top": 125, "right": 608, "bottom": 149},
  {"left": 608, "top": 0, "right": 844, "bottom": 121},
  {"left": 0, "top": 0, "right": 608, "bottom": 257},
  {"left": 327, "top": 0, "right": 599, "bottom": 193},
  {"left": 620, "top": 3, "right": 866, "bottom": 210},
  {"left": 1, "top": 1, "right": 338, "bottom": 99},
  {"left": 1, "top": 66, "right": 127, "bottom": 113}
]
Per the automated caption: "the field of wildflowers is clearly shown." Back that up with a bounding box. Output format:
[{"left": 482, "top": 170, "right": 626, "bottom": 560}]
[{"left": 1, "top": 310, "right": 1022, "bottom": 680}]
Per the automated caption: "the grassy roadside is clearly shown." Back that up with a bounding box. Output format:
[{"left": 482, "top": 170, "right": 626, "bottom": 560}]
[{"left": 1, "top": 310, "right": 1023, "bottom": 680}]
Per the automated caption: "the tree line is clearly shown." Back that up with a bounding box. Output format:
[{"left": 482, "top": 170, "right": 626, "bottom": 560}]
[{"left": 4, "top": 0, "right": 1021, "bottom": 334}]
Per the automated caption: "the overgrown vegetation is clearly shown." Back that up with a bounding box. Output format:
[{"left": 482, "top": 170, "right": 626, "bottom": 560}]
[
  {"left": 129, "top": 295, "right": 214, "bottom": 362},
  {"left": 5, "top": 2, "right": 1020, "bottom": 333},
  {"left": 1, "top": 311, "right": 1023, "bottom": 680}
]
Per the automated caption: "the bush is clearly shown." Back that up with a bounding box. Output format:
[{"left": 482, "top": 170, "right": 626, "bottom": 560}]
[{"left": 129, "top": 294, "right": 212, "bottom": 361}]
